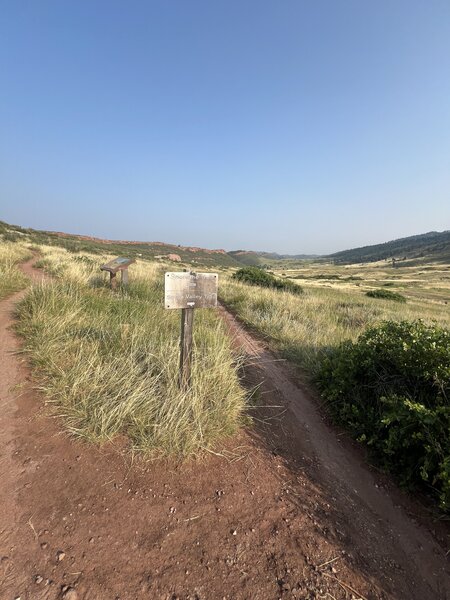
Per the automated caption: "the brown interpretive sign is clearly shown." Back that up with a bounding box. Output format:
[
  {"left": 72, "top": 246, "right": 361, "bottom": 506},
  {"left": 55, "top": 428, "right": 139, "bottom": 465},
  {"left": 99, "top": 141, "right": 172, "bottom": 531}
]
[
  {"left": 164, "top": 272, "right": 218, "bottom": 309},
  {"left": 164, "top": 271, "right": 219, "bottom": 390},
  {"left": 100, "top": 256, "right": 135, "bottom": 289},
  {"left": 100, "top": 257, "right": 135, "bottom": 274}
]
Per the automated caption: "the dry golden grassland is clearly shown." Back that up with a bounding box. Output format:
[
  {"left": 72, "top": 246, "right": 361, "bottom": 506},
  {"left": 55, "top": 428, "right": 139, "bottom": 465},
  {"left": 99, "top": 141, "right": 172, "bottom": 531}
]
[
  {"left": 0, "top": 238, "right": 32, "bottom": 300},
  {"left": 5, "top": 232, "right": 449, "bottom": 456},
  {"left": 16, "top": 244, "right": 246, "bottom": 455},
  {"left": 220, "top": 260, "right": 450, "bottom": 374}
]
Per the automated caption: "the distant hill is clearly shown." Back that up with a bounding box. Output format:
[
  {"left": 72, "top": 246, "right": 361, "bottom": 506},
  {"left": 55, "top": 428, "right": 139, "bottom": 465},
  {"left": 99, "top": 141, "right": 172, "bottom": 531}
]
[
  {"left": 328, "top": 230, "right": 450, "bottom": 265},
  {"left": 0, "top": 221, "right": 241, "bottom": 268},
  {"left": 230, "top": 231, "right": 450, "bottom": 267},
  {"left": 229, "top": 250, "right": 319, "bottom": 267},
  {"left": 2, "top": 218, "right": 449, "bottom": 268}
]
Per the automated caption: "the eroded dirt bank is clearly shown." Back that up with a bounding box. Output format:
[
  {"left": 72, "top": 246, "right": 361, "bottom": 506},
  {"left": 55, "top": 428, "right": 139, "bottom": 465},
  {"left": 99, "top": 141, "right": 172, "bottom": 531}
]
[{"left": 0, "top": 260, "right": 448, "bottom": 600}]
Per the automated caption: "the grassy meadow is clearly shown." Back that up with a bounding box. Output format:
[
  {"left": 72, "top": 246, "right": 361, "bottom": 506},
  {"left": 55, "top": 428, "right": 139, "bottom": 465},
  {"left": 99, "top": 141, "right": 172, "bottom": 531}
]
[
  {"left": 14, "top": 244, "right": 246, "bottom": 455},
  {"left": 222, "top": 259, "right": 450, "bottom": 509},
  {"left": 1, "top": 222, "right": 449, "bottom": 472},
  {"left": 0, "top": 239, "right": 32, "bottom": 300},
  {"left": 220, "top": 260, "right": 450, "bottom": 375}
]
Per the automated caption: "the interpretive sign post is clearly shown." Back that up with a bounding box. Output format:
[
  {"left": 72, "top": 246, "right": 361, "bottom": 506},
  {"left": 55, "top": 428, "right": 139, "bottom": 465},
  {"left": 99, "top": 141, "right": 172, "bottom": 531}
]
[
  {"left": 164, "top": 271, "right": 218, "bottom": 390},
  {"left": 100, "top": 257, "right": 135, "bottom": 289}
]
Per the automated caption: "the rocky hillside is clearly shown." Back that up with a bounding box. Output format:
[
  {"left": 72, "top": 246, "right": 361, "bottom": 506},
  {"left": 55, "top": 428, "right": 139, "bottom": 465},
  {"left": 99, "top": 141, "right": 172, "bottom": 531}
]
[{"left": 0, "top": 221, "right": 241, "bottom": 268}]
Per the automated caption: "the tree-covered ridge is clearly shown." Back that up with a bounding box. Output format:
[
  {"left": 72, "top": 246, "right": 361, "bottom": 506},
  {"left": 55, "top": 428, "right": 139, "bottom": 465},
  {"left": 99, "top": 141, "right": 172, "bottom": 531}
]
[
  {"left": 328, "top": 230, "right": 450, "bottom": 265},
  {"left": 229, "top": 231, "right": 450, "bottom": 267}
]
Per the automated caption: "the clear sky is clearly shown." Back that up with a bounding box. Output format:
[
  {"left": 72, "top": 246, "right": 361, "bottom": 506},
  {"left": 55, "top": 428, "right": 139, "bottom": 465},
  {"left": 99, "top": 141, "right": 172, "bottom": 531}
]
[{"left": 1, "top": 1, "right": 449, "bottom": 254}]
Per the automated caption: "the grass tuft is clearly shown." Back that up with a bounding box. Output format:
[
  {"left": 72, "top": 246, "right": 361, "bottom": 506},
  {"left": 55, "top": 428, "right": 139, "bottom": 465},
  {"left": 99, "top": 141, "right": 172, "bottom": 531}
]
[
  {"left": 16, "top": 246, "right": 246, "bottom": 456},
  {"left": 0, "top": 239, "right": 32, "bottom": 300}
]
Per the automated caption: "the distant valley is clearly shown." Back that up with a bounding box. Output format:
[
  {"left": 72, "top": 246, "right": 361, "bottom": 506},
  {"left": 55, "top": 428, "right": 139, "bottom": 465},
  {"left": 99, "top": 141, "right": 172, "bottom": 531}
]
[{"left": 1, "top": 220, "right": 449, "bottom": 268}]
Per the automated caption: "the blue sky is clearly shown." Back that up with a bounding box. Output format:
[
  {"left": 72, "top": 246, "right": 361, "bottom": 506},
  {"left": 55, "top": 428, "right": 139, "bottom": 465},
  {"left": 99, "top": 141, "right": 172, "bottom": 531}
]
[{"left": 1, "top": 1, "right": 449, "bottom": 254}]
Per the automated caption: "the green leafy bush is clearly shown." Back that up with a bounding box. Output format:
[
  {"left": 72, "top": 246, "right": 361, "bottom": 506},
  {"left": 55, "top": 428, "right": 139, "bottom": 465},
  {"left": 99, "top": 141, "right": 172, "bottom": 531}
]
[
  {"left": 232, "top": 267, "right": 303, "bottom": 295},
  {"left": 366, "top": 289, "right": 406, "bottom": 302},
  {"left": 317, "top": 320, "right": 450, "bottom": 510}
]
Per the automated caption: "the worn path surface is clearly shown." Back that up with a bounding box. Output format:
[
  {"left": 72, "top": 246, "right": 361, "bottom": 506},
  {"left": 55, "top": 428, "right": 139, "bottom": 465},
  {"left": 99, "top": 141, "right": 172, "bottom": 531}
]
[
  {"left": 0, "top": 259, "right": 448, "bottom": 600},
  {"left": 219, "top": 303, "right": 450, "bottom": 599},
  {"left": 0, "top": 257, "right": 47, "bottom": 595}
]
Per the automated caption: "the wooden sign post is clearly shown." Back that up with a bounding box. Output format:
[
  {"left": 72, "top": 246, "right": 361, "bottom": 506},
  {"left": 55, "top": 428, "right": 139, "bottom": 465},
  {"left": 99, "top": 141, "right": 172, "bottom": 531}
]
[
  {"left": 179, "top": 306, "right": 195, "bottom": 390},
  {"left": 164, "top": 271, "right": 218, "bottom": 391}
]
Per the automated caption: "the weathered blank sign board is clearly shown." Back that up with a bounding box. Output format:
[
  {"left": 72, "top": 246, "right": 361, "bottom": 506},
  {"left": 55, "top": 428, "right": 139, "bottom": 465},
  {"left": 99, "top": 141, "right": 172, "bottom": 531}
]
[
  {"left": 165, "top": 272, "right": 218, "bottom": 309},
  {"left": 100, "top": 257, "right": 135, "bottom": 274}
]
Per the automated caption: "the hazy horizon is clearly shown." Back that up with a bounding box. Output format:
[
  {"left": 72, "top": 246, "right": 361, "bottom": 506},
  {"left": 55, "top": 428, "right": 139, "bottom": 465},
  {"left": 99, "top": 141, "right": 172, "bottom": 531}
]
[
  {"left": 1, "top": 1, "right": 450, "bottom": 253},
  {"left": 2, "top": 214, "right": 448, "bottom": 257}
]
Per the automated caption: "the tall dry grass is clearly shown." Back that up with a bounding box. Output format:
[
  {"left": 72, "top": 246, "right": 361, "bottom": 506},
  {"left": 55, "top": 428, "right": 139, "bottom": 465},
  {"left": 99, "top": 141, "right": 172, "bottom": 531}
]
[
  {"left": 0, "top": 238, "right": 32, "bottom": 300},
  {"left": 17, "top": 246, "right": 246, "bottom": 455},
  {"left": 220, "top": 275, "right": 450, "bottom": 375}
]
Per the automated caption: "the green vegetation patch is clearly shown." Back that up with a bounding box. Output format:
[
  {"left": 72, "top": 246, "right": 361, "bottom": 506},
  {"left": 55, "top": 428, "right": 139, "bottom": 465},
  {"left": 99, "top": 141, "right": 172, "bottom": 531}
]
[
  {"left": 292, "top": 273, "right": 340, "bottom": 280},
  {"left": 16, "top": 267, "right": 246, "bottom": 456},
  {"left": 232, "top": 266, "right": 303, "bottom": 295},
  {"left": 318, "top": 320, "right": 450, "bottom": 510},
  {"left": 366, "top": 288, "right": 406, "bottom": 302}
]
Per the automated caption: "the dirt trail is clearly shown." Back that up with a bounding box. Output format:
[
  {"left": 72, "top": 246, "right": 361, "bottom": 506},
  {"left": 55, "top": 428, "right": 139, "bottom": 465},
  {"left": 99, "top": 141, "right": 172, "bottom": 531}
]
[
  {"left": 218, "top": 304, "right": 450, "bottom": 598},
  {"left": 0, "top": 260, "right": 448, "bottom": 600},
  {"left": 0, "top": 257, "right": 47, "bottom": 594}
]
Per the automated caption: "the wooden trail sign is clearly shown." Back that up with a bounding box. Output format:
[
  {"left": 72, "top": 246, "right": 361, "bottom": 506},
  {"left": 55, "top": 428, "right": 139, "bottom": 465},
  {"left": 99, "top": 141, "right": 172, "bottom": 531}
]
[
  {"left": 164, "top": 272, "right": 218, "bottom": 309},
  {"left": 164, "top": 271, "right": 218, "bottom": 390}
]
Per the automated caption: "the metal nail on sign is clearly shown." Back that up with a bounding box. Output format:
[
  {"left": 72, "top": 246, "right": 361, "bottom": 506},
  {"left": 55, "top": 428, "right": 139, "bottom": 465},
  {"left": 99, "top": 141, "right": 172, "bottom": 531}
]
[
  {"left": 164, "top": 271, "right": 218, "bottom": 390},
  {"left": 164, "top": 272, "right": 218, "bottom": 309}
]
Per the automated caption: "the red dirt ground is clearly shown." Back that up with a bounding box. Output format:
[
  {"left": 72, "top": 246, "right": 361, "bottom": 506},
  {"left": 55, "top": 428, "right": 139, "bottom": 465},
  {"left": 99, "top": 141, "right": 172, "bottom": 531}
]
[{"left": 0, "top": 258, "right": 449, "bottom": 600}]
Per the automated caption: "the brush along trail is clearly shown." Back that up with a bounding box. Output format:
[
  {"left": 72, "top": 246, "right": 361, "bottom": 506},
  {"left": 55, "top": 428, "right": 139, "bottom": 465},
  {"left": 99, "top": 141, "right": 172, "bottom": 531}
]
[{"left": 0, "top": 259, "right": 448, "bottom": 600}]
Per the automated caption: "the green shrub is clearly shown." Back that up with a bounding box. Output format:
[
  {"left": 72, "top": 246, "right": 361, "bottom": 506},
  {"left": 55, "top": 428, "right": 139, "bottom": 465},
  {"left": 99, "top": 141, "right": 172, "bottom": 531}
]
[
  {"left": 232, "top": 267, "right": 303, "bottom": 295},
  {"left": 314, "top": 274, "right": 341, "bottom": 280},
  {"left": 317, "top": 320, "right": 450, "bottom": 510},
  {"left": 3, "top": 231, "right": 20, "bottom": 242},
  {"left": 366, "top": 288, "right": 406, "bottom": 302}
]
